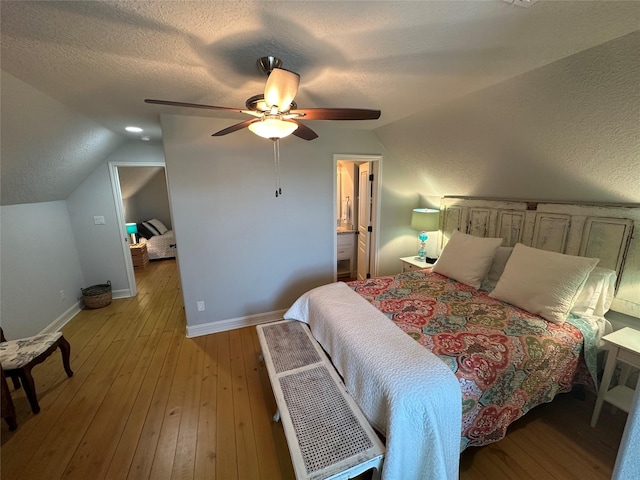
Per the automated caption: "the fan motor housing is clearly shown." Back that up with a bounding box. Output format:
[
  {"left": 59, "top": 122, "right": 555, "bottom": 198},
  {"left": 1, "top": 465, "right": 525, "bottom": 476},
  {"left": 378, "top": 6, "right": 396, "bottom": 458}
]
[{"left": 257, "top": 56, "right": 282, "bottom": 75}]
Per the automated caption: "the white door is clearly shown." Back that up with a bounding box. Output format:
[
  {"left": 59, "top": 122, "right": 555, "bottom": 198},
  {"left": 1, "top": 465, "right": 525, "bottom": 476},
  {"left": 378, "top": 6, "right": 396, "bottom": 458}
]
[{"left": 357, "top": 163, "right": 372, "bottom": 280}]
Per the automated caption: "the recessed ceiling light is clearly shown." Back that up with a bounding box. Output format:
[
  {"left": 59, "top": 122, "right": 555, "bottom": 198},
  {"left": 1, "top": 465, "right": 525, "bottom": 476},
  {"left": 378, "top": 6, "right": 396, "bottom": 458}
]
[
  {"left": 140, "top": 136, "right": 151, "bottom": 142},
  {"left": 125, "top": 126, "right": 143, "bottom": 133}
]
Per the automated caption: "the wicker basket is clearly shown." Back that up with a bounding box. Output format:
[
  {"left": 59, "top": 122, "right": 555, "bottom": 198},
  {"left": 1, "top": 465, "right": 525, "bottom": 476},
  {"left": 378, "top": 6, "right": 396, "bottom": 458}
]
[{"left": 81, "top": 281, "right": 112, "bottom": 309}]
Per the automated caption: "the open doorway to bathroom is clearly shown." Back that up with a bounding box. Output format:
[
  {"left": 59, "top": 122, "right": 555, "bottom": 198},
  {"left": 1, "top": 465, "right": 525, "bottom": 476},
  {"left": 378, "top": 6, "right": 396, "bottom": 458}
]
[{"left": 334, "top": 154, "right": 382, "bottom": 282}]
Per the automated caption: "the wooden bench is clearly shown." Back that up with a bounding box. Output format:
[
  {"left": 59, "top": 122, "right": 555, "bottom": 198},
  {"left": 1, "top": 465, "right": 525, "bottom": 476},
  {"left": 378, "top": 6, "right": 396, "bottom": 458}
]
[{"left": 257, "top": 320, "right": 385, "bottom": 480}]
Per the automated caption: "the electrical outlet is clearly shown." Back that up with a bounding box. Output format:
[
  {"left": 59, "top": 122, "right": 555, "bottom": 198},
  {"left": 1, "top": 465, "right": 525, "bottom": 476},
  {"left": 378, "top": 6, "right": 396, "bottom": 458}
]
[
  {"left": 93, "top": 216, "right": 105, "bottom": 225},
  {"left": 60, "top": 290, "right": 65, "bottom": 301},
  {"left": 196, "top": 301, "right": 205, "bottom": 312}
]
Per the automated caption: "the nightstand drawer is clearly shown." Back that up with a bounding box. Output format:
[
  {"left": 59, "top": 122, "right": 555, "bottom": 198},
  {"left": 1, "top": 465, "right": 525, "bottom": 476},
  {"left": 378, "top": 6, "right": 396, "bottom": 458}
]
[
  {"left": 399, "top": 256, "right": 430, "bottom": 273},
  {"left": 403, "top": 262, "right": 422, "bottom": 272}
]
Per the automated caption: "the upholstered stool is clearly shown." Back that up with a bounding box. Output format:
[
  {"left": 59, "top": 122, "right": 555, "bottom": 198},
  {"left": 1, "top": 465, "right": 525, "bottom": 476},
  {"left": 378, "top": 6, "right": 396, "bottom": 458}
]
[{"left": 0, "top": 329, "right": 73, "bottom": 414}]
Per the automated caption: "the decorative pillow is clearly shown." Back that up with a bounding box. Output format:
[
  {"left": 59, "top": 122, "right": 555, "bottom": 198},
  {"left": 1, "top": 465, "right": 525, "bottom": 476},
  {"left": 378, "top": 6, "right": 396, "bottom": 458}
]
[
  {"left": 489, "top": 244, "right": 599, "bottom": 324},
  {"left": 137, "top": 222, "right": 156, "bottom": 239},
  {"left": 571, "top": 267, "right": 617, "bottom": 318},
  {"left": 432, "top": 230, "right": 503, "bottom": 289},
  {"left": 145, "top": 218, "right": 168, "bottom": 235}
]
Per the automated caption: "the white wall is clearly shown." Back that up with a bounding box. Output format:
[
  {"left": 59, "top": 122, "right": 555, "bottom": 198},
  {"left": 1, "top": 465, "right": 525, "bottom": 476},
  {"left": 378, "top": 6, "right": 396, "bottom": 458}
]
[
  {"left": 0, "top": 201, "right": 85, "bottom": 338},
  {"left": 161, "top": 114, "right": 412, "bottom": 330},
  {"left": 66, "top": 141, "right": 166, "bottom": 294},
  {"left": 375, "top": 31, "right": 640, "bottom": 204}
]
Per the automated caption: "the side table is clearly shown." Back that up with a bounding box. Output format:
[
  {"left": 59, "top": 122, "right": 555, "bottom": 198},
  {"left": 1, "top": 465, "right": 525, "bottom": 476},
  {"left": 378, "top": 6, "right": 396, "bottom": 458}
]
[
  {"left": 591, "top": 327, "right": 640, "bottom": 427},
  {"left": 400, "top": 256, "right": 433, "bottom": 273}
]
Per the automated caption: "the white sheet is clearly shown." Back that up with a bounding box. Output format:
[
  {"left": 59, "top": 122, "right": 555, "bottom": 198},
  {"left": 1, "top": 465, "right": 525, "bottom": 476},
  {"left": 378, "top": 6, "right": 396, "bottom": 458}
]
[
  {"left": 140, "top": 230, "right": 176, "bottom": 260},
  {"left": 285, "top": 282, "right": 461, "bottom": 480}
]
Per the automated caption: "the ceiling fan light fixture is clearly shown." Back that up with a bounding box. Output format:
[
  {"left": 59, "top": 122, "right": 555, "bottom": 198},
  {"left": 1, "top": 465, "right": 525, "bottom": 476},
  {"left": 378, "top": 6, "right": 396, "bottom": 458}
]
[
  {"left": 264, "top": 68, "right": 300, "bottom": 112},
  {"left": 248, "top": 117, "right": 298, "bottom": 139}
]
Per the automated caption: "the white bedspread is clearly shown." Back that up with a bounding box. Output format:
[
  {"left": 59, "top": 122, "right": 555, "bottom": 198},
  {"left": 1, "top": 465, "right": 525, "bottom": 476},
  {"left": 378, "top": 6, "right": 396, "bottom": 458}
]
[
  {"left": 140, "top": 230, "right": 176, "bottom": 260},
  {"left": 284, "top": 282, "right": 461, "bottom": 480}
]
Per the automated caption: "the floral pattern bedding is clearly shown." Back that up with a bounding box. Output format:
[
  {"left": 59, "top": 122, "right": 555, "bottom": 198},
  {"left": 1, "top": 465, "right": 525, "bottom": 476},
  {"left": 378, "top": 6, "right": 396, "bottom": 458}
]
[{"left": 348, "top": 269, "right": 595, "bottom": 450}]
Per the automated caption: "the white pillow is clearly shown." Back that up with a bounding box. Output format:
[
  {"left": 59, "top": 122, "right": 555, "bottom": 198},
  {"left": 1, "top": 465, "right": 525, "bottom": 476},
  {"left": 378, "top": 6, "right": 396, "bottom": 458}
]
[
  {"left": 571, "top": 267, "right": 617, "bottom": 318},
  {"left": 432, "top": 230, "right": 503, "bottom": 289},
  {"left": 145, "top": 218, "right": 168, "bottom": 235},
  {"left": 489, "top": 244, "right": 599, "bottom": 324}
]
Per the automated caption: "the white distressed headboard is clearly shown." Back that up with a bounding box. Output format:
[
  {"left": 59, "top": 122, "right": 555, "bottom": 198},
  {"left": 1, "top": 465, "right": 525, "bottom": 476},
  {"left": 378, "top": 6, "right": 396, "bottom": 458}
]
[{"left": 438, "top": 197, "right": 639, "bottom": 318}]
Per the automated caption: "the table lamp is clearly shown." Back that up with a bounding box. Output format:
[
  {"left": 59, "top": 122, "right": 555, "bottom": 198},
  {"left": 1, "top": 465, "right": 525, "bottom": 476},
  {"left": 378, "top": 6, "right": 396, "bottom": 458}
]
[
  {"left": 410, "top": 208, "right": 440, "bottom": 262},
  {"left": 126, "top": 223, "right": 138, "bottom": 244}
]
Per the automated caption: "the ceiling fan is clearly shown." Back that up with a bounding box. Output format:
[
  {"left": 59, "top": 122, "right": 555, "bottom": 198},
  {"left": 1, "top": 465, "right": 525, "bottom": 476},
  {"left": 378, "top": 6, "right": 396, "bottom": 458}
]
[
  {"left": 145, "top": 57, "right": 380, "bottom": 197},
  {"left": 144, "top": 56, "right": 381, "bottom": 141}
]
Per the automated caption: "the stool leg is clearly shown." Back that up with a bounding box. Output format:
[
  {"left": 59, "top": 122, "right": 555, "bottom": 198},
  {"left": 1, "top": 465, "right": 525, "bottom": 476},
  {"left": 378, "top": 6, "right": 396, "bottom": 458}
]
[
  {"left": 4, "top": 415, "right": 17, "bottom": 431},
  {"left": 58, "top": 337, "right": 74, "bottom": 377},
  {"left": 10, "top": 375, "right": 21, "bottom": 390},
  {"left": 19, "top": 368, "right": 40, "bottom": 414}
]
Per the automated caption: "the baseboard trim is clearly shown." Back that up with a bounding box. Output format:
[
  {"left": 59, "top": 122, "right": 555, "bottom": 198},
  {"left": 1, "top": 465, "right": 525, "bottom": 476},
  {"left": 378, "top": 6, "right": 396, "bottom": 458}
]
[
  {"left": 186, "top": 309, "right": 287, "bottom": 338},
  {"left": 40, "top": 300, "right": 83, "bottom": 334},
  {"left": 112, "top": 288, "right": 132, "bottom": 300}
]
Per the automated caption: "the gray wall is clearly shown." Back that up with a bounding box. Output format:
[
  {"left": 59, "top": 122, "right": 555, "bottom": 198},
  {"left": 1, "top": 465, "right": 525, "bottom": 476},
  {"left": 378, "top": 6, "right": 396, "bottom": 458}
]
[
  {"left": 160, "top": 115, "right": 416, "bottom": 328},
  {"left": 66, "top": 141, "right": 166, "bottom": 294},
  {"left": 0, "top": 201, "right": 85, "bottom": 338},
  {"left": 375, "top": 32, "right": 640, "bottom": 204}
]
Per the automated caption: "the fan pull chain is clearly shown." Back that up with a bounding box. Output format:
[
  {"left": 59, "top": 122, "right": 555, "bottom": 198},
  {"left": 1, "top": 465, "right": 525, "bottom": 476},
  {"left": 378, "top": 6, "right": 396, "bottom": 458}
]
[{"left": 273, "top": 138, "right": 282, "bottom": 197}]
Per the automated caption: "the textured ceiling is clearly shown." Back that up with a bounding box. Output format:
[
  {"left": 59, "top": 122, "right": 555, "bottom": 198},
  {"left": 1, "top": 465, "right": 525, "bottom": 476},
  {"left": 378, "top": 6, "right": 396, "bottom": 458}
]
[
  {"left": 2, "top": 1, "right": 638, "bottom": 140},
  {"left": 1, "top": 1, "right": 639, "bottom": 205}
]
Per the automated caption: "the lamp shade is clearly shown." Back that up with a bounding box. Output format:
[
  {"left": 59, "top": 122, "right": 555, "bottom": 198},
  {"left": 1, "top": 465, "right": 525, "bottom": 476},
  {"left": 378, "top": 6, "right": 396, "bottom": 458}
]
[
  {"left": 264, "top": 68, "right": 300, "bottom": 112},
  {"left": 126, "top": 223, "right": 138, "bottom": 235},
  {"left": 248, "top": 117, "right": 298, "bottom": 139},
  {"left": 411, "top": 208, "right": 440, "bottom": 231}
]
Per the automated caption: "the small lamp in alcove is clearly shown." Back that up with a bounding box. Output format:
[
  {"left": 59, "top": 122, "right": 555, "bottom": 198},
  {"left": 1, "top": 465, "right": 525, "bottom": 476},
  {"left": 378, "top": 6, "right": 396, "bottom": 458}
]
[
  {"left": 126, "top": 223, "right": 138, "bottom": 244},
  {"left": 411, "top": 208, "right": 440, "bottom": 262}
]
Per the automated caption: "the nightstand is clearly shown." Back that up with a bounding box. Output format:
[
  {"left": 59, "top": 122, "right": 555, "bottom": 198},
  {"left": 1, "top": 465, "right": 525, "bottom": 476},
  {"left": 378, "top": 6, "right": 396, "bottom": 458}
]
[
  {"left": 591, "top": 327, "right": 640, "bottom": 427},
  {"left": 130, "top": 243, "right": 149, "bottom": 269},
  {"left": 400, "top": 256, "right": 432, "bottom": 273}
]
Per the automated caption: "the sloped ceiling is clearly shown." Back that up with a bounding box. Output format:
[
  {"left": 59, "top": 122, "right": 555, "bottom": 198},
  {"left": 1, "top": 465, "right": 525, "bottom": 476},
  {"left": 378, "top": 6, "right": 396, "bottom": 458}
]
[
  {"left": 0, "top": 71, "right": 124, "bottom": 205},
  {"left": 118, "top": 166, "right": 164, "bottom": 199},
  {"left": 1, "top": 1, "right": 639, "bottom": 205}
]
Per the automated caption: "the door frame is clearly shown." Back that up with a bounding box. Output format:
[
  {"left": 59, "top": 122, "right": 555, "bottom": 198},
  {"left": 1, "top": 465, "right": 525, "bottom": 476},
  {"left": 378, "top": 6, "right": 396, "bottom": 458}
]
[
  {"left": 333, "top": 154, "right": 382, "bottom": 281},
  {"left": 108, "top": 161, "right": 167, "bottom": 297}
]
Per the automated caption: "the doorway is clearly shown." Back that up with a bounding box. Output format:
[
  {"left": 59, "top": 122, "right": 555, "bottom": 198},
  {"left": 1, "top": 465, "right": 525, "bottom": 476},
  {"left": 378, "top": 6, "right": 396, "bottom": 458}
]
[
  {"left": 108, "top": 161, "right": 171, "bottom": 296},
  {"left": 334, "top": 154, "right": 382, "bottom": 282}
]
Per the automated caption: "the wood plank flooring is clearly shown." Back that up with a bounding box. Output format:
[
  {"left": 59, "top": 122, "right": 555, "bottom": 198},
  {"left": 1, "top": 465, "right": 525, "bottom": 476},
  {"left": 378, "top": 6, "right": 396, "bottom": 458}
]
[{"left": 1, "top": 259, "right": 626, "bottom": 479}]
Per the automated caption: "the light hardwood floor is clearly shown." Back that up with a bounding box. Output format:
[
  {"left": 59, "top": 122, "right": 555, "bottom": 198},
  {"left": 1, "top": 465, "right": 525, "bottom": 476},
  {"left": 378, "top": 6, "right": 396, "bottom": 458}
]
[{"left": 1, "top": 259, "right": 626, "bottom": 479}]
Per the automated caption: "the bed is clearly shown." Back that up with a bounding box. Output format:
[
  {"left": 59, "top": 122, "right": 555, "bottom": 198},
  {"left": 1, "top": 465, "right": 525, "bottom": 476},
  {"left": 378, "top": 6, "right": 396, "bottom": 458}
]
[
  {"left": 136, "top": 218, "right": 177, "bottom": 260},
  {"left": 283, "top": 198, "right": 639, "bottom": 480}
]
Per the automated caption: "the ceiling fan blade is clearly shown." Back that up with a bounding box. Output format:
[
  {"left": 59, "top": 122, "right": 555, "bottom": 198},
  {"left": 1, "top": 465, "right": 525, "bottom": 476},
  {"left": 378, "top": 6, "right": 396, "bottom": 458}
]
[
  {"left": 212, "top": 119, "right": 259, "bottom": 137},
  {"left": 291, "top": 121, "right": 318, "bottom": 141},
  {"left": 145, "top": 98, "right": 254, "bottom": 115},
  {"left": 291, "top": 108, "right": 381, "bottom": 121},
  {"left": 264, "top": 68, "right": 300, "bottom": 112}
]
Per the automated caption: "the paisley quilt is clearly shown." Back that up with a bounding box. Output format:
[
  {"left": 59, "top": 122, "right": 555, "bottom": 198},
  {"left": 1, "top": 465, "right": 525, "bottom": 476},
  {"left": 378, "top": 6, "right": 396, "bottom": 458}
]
[{"left": 348, "top": 269, "right": 595, "bottom": 450}]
